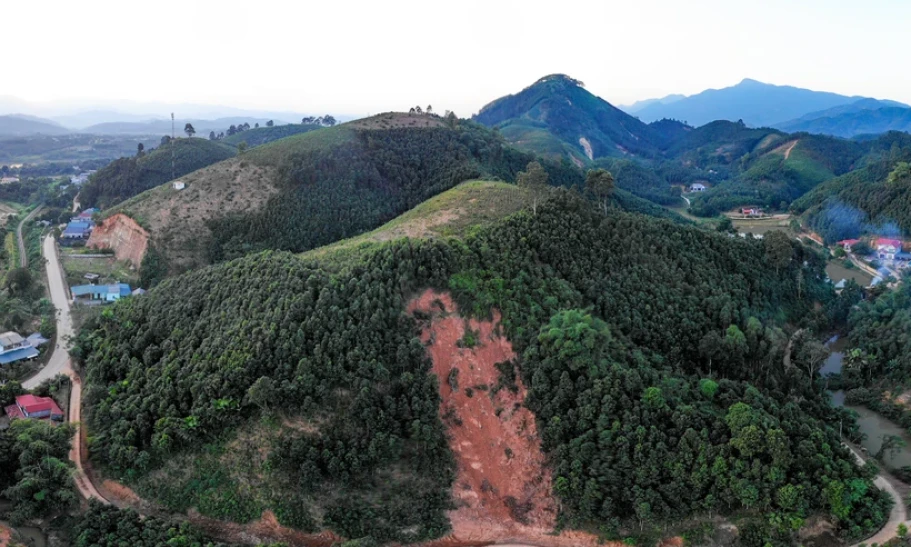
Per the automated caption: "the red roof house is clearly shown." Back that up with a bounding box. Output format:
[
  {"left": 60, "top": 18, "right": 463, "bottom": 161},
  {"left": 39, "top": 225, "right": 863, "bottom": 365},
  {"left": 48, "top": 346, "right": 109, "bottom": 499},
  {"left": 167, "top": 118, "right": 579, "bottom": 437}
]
[
  {"left": 837, "top": 239, "right": 860, "bottom": 250},
  {"left": 876, "top": 238, "right": 903, "bottom": 250},
  {"left": 5, "top": 394, "right": 64, "bottom": 421}
]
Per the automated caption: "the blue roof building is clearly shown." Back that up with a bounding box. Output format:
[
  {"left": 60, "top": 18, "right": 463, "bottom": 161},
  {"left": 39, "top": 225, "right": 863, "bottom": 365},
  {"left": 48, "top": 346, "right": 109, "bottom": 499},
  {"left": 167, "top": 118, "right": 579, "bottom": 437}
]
[
  {"left": 0, "top": 332, "right": 39, "bottom": 365},
  {"left": 71, "top": 283, "right": 131, "bottom": 303},
  {"left": 62, "top": 220, "right": 93, "bottom": 239}
]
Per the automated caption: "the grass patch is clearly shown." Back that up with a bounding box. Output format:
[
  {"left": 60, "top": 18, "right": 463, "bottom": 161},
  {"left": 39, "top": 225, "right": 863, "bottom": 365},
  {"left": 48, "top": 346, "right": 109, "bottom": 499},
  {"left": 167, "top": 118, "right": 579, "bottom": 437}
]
[{"left": 301, "top": 180, "right": 533, "bottom": 270}]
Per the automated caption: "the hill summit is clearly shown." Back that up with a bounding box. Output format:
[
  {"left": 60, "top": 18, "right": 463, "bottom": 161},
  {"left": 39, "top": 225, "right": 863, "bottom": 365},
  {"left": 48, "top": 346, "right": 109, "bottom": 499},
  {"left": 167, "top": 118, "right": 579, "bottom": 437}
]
[{"left": 473, "top": 74, "right": 663, "bottom": 162}]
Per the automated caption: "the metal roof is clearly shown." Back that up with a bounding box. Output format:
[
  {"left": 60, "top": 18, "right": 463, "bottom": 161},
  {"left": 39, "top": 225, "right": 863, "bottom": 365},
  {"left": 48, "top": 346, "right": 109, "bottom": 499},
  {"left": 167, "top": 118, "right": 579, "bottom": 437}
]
[{"left": 0, "top": 332, "right": 24, "bottom": 347}]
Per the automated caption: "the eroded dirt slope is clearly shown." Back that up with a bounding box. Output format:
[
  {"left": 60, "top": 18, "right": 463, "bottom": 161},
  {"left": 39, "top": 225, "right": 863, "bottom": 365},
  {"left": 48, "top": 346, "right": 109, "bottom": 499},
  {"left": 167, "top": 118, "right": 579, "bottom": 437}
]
[
  {"left": 408, "top": 290, "right": 609, "bottom": 547},
  {"left": 87, "top": 213, "right": 149, "bottom": 266}
]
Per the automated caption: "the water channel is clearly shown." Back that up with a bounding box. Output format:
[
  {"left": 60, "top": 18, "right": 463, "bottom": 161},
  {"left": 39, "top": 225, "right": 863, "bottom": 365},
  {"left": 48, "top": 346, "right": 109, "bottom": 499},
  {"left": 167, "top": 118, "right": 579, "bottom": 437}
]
[
  {"left": 825, "top": 336, "right": 911, "bottom": 470},
  {"left": 0, "top": 500, "right": 47, "bottom": 547}
]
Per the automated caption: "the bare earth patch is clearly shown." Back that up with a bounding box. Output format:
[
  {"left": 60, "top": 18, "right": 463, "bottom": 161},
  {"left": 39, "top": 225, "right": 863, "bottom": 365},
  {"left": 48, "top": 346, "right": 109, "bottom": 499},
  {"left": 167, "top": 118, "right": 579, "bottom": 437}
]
[
  {"left": 408, "top": 290, "right": 612, "bottom": 547},
  {"left": 190, "top": 509, "right": 342, "bottom": 547},
  {"left": 578, "top": 137, "right": 594, "bottom": 160},
  {"left": 772, "top": 139, "right": 799, "bottom": 160},
  {"left": 87, "top": 213, "right": 149, "bottom": 267},
  {"left": 349, "top": 112, "right": 447, "bottom": 130},
  {"left": 120, "top": 158, "right": 280, "bottom": 272}
]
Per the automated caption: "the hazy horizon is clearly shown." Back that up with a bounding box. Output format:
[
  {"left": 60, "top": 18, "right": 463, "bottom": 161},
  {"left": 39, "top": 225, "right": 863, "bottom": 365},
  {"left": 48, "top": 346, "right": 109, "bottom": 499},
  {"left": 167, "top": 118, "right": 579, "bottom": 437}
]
[{"left": 6, "top": 0, "right": 911, "bottom": 119}]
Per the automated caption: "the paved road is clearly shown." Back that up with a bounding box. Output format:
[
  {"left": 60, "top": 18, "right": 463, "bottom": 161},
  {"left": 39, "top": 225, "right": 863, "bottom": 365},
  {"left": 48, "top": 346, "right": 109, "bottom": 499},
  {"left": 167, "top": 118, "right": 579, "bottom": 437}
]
[
  {"left": 844, "top": 443, "right": 908, "bottom": 546},
  {"left": 23, "top": 235, "right": 108, "bottom": 503},
  {"left": 15, "top": 206, "right": 42, "bottom": 268},
  {"left": 24, "top": 236, "right": 73, "bottom": 389}
]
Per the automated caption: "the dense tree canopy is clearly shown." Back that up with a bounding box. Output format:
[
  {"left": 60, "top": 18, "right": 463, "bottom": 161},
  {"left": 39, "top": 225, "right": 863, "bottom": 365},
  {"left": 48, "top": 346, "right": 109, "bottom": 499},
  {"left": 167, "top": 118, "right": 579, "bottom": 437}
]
[{"left": 73, "top": 191, "right": 885, "bottom": 541}]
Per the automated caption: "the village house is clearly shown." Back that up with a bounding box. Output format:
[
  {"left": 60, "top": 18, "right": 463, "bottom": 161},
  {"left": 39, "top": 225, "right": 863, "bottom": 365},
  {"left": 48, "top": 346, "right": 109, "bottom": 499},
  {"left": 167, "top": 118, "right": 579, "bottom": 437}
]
[
  {"left": 0, "top": 176, "right": 19, "bottom": 184},
  {"left": 689, "top": 183, "right": 706, "bottom": 192},
  {"left": 71, "top": 283, "right": 131, "bottom": 304},
  {"left": 0, "top": 331, "right": 39, "bottom": 365},
  {"left": 62, "top": 219, "right": 93, "bottom": 240},
  {"left": 173, "top": 180, "right": 186, "bottom": 190},
  {"left": 740, "top": 207, "right": 763, "bottom": 217},
  {"left": 77, "top": 208, "right": 98, "bottom": 221},
  {"left": 837, "top": 239, "right": 861, "bottom": 252},
  {"left": 5, "top": 394, "right": 64, "bottom": 421},
  {"left": 876, "top": 238, "right": 903, "bottom": 260}
]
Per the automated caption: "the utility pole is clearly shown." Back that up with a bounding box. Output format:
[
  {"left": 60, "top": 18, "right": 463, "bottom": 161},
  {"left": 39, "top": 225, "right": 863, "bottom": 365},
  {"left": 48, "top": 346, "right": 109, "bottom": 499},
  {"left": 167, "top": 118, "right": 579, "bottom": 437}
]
[{"left": 171, "top": 113, "right": 176, "bottom": 181}]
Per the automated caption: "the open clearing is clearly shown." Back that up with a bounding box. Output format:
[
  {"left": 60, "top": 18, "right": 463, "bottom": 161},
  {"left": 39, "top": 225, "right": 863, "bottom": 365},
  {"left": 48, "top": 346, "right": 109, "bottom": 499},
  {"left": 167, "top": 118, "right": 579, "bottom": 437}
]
[{"left": 826, "top": 260, "right": 874, "bottom": 287}]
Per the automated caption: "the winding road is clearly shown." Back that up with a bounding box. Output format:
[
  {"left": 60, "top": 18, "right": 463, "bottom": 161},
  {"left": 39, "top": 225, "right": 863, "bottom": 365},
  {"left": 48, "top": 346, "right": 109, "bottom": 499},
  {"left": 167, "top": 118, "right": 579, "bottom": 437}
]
[
  {"left": 784, "top": 331, "right": 906, "bottom": 545},
  {"left": 14, "top": 206, "right": 42, "bottom": 268},
  {"left": 22, "top": 234, "right": 108, "bottom": 503},
  {"left": 845, "top": 444, "right": 907, "bottom": 547}
]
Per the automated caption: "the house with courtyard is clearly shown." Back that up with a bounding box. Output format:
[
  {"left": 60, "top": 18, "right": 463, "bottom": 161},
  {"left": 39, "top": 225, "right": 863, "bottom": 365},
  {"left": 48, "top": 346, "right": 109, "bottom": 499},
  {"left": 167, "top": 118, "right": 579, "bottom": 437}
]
[
  {"left": 689, "top": 183, "right": 706, "bottom": 192},
  {"left": 876, "top": 238, "right": 903, "bottom": 260},
  {"left": 5, "top": 394, "right": 64, "bottom": 421}
]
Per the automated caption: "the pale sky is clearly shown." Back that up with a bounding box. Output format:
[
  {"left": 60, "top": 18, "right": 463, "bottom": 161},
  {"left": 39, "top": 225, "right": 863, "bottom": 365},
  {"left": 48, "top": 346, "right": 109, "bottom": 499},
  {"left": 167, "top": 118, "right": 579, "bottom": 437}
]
[{"left": 6, "top": 0, "right": 911, "bottom": 117}]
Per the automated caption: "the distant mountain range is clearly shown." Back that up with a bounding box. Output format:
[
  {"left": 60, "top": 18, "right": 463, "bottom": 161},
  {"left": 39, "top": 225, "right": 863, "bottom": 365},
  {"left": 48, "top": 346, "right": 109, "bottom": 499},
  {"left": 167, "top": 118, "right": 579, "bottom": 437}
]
[
  {"left": 621, "top": 94, "right": 685, "bottom": 114},
  {"left": 774, "top": 99, "right": 911, "bottom": 137},
  {"left": 81, "top": 117, "right": 299, "bottom": 135},
  {"left": 0, "top": 114, "right": 69, "bottom": 136},
  {"left": 0, "top": 94, "right": 330, "bottom": 132},
  {"left": 626, "top": 78, "right": 880, "bottom": 127}
]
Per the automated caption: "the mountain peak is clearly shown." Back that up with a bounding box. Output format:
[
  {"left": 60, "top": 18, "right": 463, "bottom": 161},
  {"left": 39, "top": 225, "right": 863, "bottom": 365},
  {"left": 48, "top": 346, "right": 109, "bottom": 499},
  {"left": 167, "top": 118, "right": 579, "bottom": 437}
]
[
  {"left": 737, "top": 78, "right": 765, "bottom": 86},
  {"left": 531, "top": 73, "right": 585, "bottom": 89}
]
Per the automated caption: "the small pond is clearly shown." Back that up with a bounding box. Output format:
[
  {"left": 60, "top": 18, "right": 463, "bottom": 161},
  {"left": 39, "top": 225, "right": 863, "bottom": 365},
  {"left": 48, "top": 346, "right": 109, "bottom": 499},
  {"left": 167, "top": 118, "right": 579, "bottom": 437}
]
[{"left": 824, "top": 336, "right": 911, "bottom": 470}]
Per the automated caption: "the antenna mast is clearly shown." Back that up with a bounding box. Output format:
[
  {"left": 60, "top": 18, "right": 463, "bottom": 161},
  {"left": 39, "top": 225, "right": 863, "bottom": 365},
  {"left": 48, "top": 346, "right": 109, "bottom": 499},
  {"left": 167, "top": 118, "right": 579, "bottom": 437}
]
[{"left": 171, "top": 113, "right": 176, "bottom": 181}]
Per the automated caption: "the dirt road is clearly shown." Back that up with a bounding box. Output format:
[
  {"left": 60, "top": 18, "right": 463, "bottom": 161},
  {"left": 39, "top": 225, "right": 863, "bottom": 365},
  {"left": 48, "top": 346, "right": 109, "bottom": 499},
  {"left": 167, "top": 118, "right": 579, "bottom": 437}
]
[
  {"left": 22, "top": 234, "right": 108, "bottom": 504},
  {"left": 15, "top": 206, "right": 42, "bottom": 268}
]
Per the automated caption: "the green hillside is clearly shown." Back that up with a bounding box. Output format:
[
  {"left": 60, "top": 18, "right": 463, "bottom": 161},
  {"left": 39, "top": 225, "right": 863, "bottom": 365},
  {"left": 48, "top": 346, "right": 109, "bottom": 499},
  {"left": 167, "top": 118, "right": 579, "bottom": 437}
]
[
  {"left": 80, "top": 138, "right": 236, "bottom": 209},
  {"left": 75, "top": 192, "right": 886, "bottom": 544},
  {"left": 474, "top": 74, "right": 664, "bottom": 160},
  {"left": 791, "top": 133, "right": 911, "bottom": 242},
  {"left": 302, "top": 179, "right": 687, "bottom": 270},
  {"left": 687, "top": 131, "right": 865, "bottom": 215},
  {"left": 114, "top": 113, "right": 581, "bottom": 273},
  {"left": 221, "top": 123, "right": 322, "bottom": 147}
]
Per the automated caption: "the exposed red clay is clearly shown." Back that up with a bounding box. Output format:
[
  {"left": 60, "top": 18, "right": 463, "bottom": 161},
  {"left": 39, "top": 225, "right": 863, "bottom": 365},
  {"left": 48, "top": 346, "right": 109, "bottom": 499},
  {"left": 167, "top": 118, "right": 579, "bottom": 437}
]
[
  {"left": 87, "top": 213, "right": 149, "bottom": 266},
  {"left": 189, "top": 510, "right": 342, "bottom": 547},
  {"left": 408, "top": 290, "right": 616, "bottom": 547}
]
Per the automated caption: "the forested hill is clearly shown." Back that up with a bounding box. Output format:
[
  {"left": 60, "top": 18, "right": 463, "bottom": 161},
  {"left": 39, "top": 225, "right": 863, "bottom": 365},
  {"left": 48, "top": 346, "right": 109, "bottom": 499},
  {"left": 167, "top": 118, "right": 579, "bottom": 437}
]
[
  {"left": 473, "top": 74, "right": 664, "bottom": 161},
  {"left": 791, "top": 132, "right": 911, "bottom": 242},
  {"left": 684, "top": 125, "right": 867, "bottom": 216},
  {"left": 221, "top": 122, "right": 322, "bottom": 147},
  {"left": 75, "top": 191, "right": 889, "bottom": 545},
  {"left": 115, "top": 113, "right": 587, "bottom": 275},
  {"left": 80, "top": 138, "right": 236, "bottom": 209}
]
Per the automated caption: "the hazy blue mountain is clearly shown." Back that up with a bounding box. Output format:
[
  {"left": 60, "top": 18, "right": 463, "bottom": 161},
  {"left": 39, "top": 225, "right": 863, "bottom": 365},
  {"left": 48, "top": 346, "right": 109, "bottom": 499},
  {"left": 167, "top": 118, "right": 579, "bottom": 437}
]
[
  {"left": 632, "top": 79, "right": 865, "bottom": 127},
  {"left": 621, "top": 94, "right": 685, "bottom": 114},
  {"left": 81, "top": 117, "right": 299, "bottom": 135},
  {"left": 0, "top": 114, "right": 70, "bottom": 136},
  {"left": 776, "top": 105, "right": 911, "bottom": 138},
  {"left": 52, "top": 110, "right": 169, "bottom": 129},
  {"left": 780, "top": 98, "right": 907, "bottom": 125}
]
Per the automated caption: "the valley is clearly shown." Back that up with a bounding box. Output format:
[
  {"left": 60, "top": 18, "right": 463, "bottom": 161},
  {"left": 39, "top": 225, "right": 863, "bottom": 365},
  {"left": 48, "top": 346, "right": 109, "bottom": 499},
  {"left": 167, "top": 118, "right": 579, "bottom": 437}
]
[{"left": 2, "top": 14, "right": 911, "bottom": 543}]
